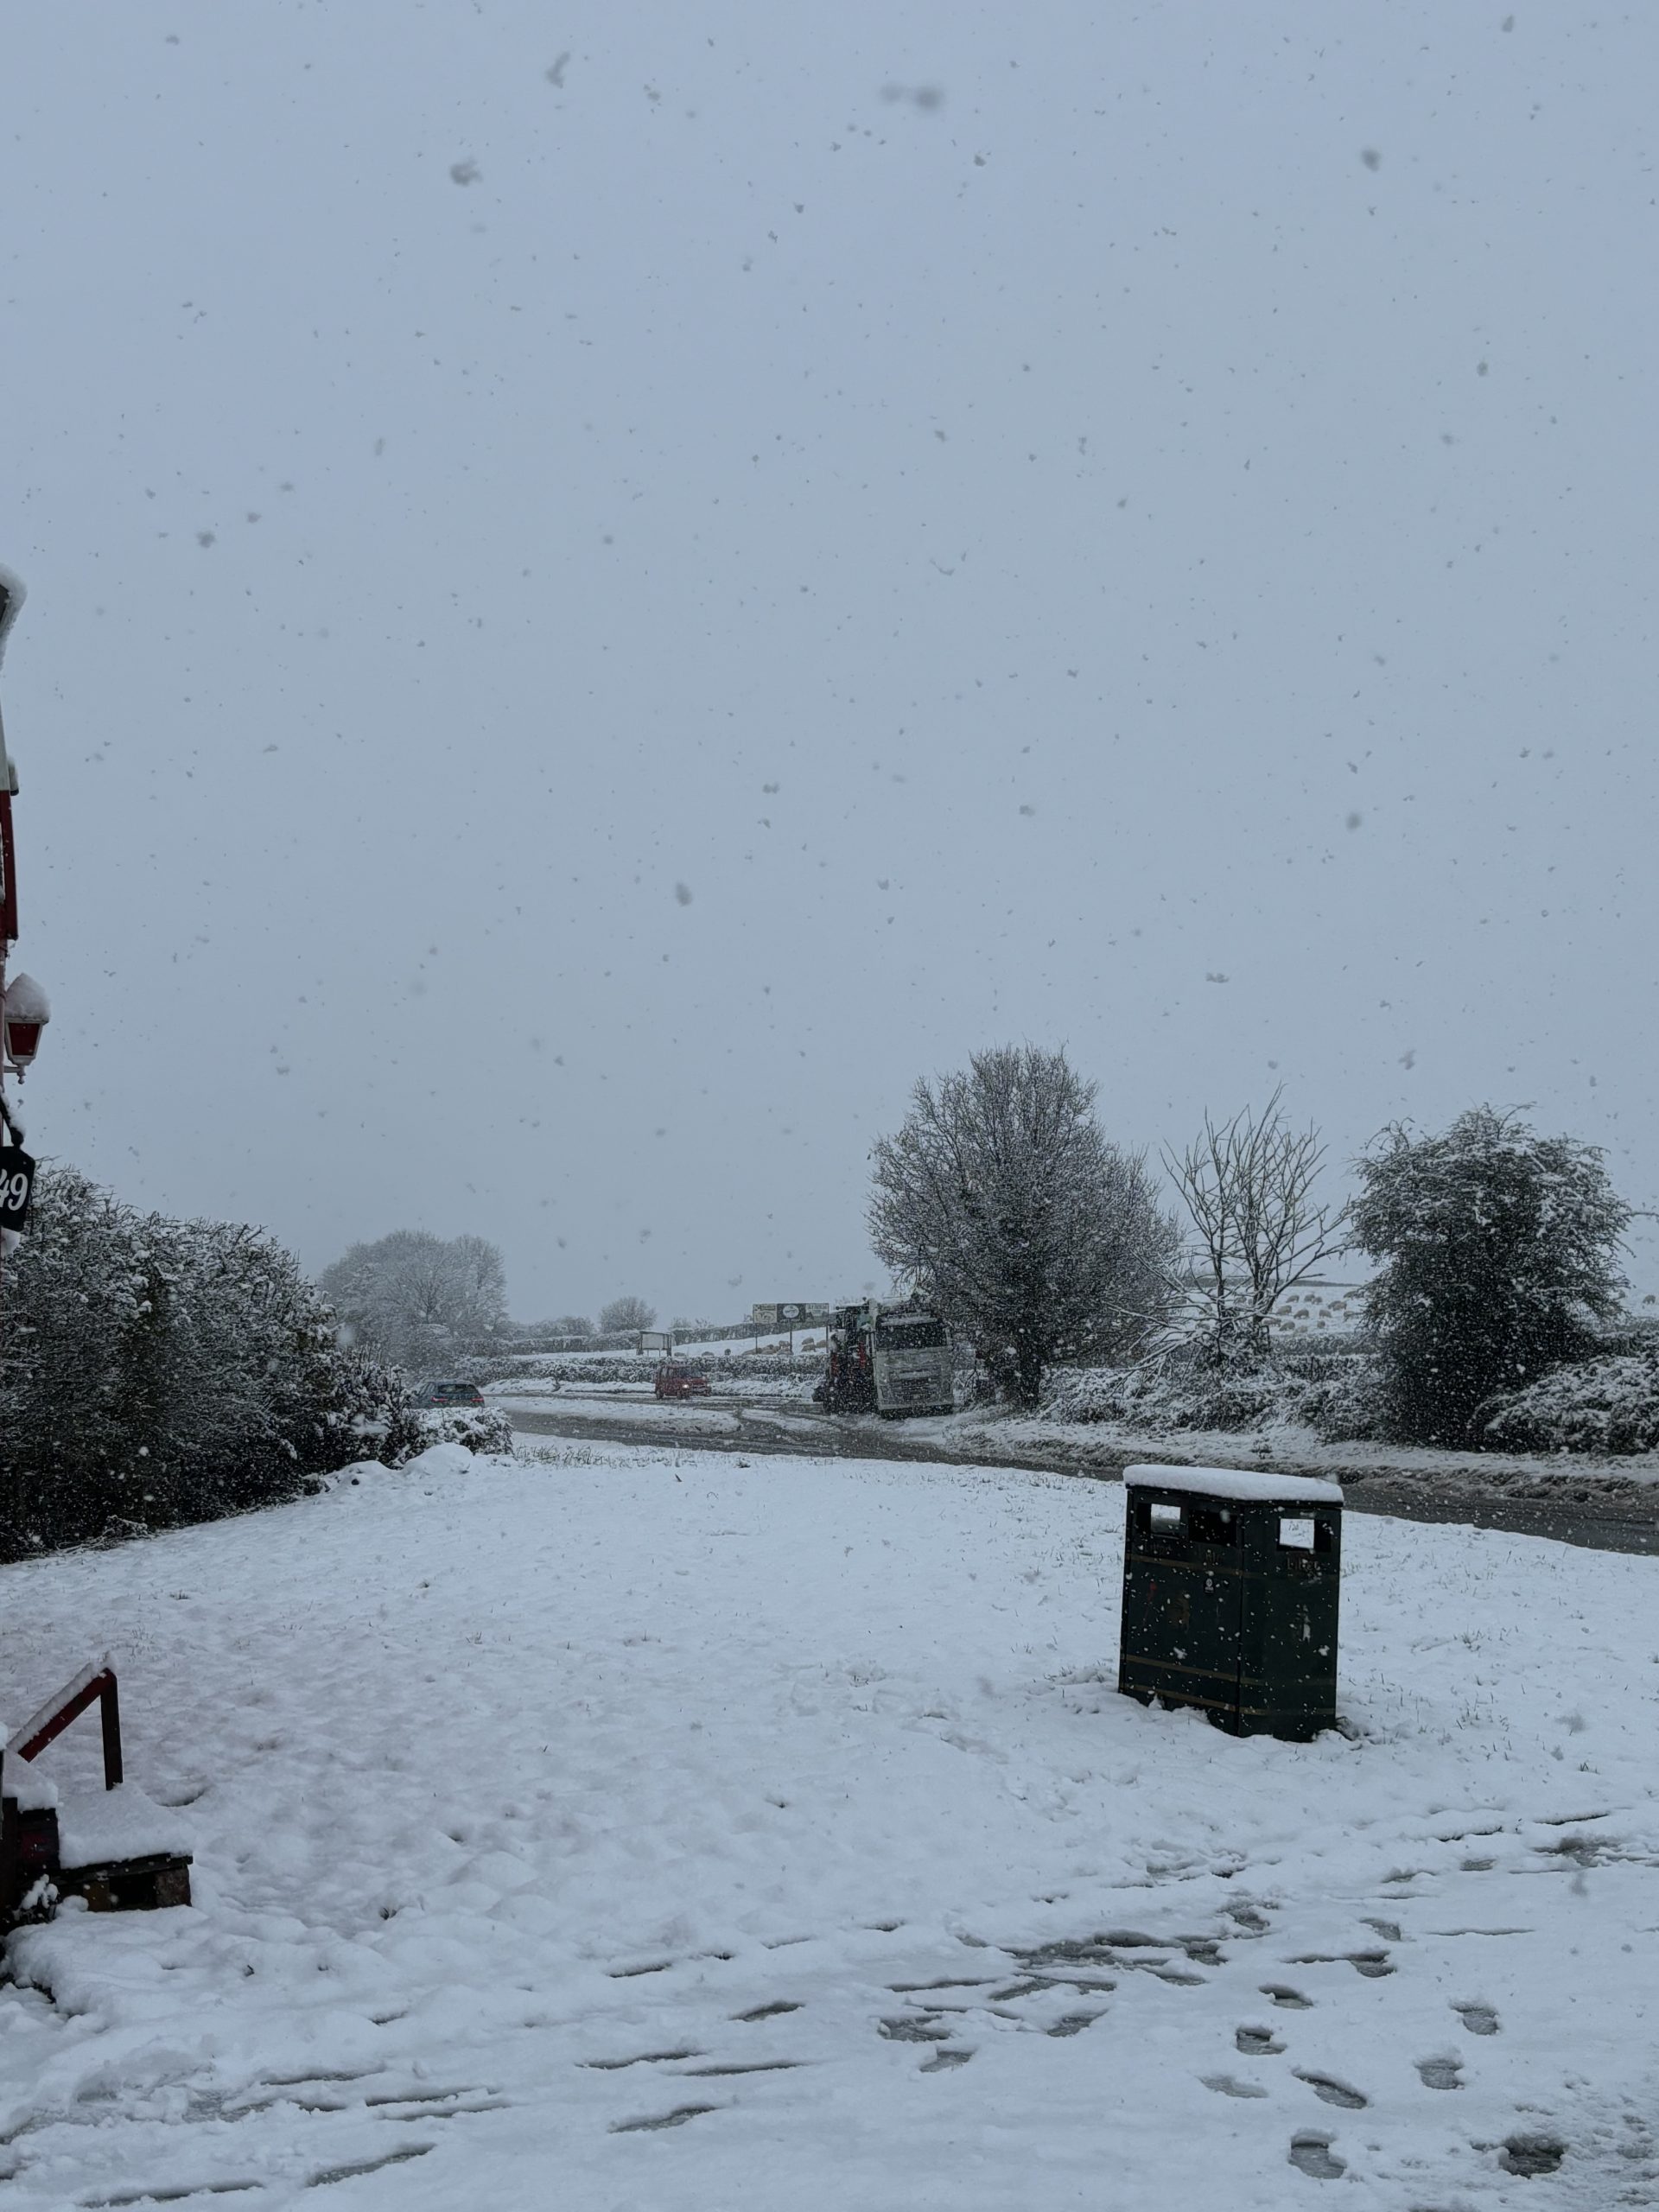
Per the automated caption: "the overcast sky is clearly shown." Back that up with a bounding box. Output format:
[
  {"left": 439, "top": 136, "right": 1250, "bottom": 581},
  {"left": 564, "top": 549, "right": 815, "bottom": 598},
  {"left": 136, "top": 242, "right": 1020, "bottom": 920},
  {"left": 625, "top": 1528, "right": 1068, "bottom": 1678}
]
[{"left": 3, "top": 3, "right": 1656, "bottom": 1321}]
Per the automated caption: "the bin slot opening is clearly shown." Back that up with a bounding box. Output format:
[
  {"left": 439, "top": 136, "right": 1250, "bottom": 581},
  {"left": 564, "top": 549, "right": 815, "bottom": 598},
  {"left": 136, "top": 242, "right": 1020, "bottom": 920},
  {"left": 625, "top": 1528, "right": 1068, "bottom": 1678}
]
[
  {"left": 1188, "top": 1506, "right": 1236, "bottom": 1547},
  {"left": 1278, "top": 1516, "right": 1316, "bottom": 1551},
  {"left": 1146, "top": 1501, "right": 1184, "bottom": 1535}
]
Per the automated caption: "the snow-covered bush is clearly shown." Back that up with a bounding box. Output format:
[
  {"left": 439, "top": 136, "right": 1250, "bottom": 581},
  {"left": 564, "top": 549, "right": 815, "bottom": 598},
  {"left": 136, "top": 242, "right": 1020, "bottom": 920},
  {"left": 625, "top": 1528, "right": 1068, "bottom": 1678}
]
[
  {"left": 1300, "top": 1356, "right": 1390, "bottom": 1442},
  {"left": 1478, "top": 1349, "right": 1659, "bottom": 1456},
  {"left": 418, "top": 1404, "right": 516, "bottom": 1457},
  {"left": 0, "top": 1169, "right": 421, "bottom": 1555},
  {"left": 1350, "top": 1109, "right": 1629, "bottom": 1446}
]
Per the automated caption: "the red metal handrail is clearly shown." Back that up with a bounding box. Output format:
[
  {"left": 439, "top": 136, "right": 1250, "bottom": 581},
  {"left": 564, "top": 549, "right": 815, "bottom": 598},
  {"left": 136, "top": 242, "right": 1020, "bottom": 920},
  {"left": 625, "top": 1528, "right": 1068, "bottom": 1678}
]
[{"left": 11, "top": 1661, "right": 122, "bottom": 1789}]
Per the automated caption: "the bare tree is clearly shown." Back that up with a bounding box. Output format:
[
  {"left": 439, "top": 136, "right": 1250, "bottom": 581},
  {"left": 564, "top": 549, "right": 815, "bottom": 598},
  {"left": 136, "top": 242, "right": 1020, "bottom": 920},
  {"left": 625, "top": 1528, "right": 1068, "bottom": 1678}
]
[
  {"left": 1165, "top": 1089, "right": 1348, "bottom": 1363},
  {"left": 869, "top": 1046, "right": 1182, "bottom": 1408}
]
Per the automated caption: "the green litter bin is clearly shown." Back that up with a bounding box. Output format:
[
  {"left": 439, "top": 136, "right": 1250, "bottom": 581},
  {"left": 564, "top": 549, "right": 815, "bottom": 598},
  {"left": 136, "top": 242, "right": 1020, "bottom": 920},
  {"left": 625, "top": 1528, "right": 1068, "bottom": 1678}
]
[{"left": 1118, "top": 1465, "right": 1344, "bottom": 1741}]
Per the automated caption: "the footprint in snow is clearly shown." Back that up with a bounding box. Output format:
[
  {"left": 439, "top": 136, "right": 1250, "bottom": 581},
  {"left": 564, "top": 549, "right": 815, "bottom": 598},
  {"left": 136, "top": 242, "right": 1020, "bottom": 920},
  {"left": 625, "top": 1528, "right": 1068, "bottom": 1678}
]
[
  {"left": 611, "top": 2103, "right": 720, "bottom": 2133},
  {"left": 1453, "top": 2000, "right": 1499, "bottom": 2037},
  {"left": 1294, "top": 2070, "right": 1367, "bottom": 2110},
  {"left": 306, "top": 2145, "right": 435, "bottom": 2185},
  {"left": 1203, "top": 2074, "right": 1268, "bottom": 2099},
  {"left": 1236, "top": 2025, "right": 1284, "bottom": 2056},
  {"left": 1417, "top": 2056, "right": 1464, "bottom": 2090},
  {"left": 1261, "top": 1984, "right": 1313, "bottom": 2010},
  {"left": 1289, "top": 1950, "right": 1394, "bottom": 1979},
  {"left": 1500, "top": 2133, "right": 1565, "bottom": 2177},
  {"left": 879, "top": 2017, "right": 954, "bottom": 2044},
  {"left": 1349, "top": 1951, "right": 1395, "bottom": 1979},
  {"left": 1288, "top": 2133, "right": 1345, "bottom": 2179},
  {"left": 684, "top": 2061, "right": 801, "bottom": 2078},
  {"left": 584, "top": 2049, "right": 702, "bottom": 2070}
]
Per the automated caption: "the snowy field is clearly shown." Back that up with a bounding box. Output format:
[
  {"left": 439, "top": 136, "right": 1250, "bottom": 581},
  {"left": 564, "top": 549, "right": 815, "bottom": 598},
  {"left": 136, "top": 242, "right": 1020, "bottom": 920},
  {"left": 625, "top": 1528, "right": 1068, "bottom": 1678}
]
[{"left": 0, "top": 1442, "right": 1655, "bottom": 2208}]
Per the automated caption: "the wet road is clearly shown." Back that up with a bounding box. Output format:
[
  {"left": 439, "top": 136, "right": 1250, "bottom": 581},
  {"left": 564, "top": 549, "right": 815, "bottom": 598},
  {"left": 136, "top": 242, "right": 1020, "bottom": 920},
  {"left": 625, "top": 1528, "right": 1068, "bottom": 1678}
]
[{"left": 506, "top": 1402, "right": 1659, "bottom": 1559}]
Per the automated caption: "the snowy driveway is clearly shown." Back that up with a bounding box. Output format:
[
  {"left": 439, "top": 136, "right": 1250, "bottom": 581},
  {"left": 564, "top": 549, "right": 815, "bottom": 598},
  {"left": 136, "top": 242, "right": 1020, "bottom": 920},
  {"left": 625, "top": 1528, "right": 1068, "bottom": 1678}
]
[{"left": 0, "top": 1442, "right": 1655, "bottom": 2207}]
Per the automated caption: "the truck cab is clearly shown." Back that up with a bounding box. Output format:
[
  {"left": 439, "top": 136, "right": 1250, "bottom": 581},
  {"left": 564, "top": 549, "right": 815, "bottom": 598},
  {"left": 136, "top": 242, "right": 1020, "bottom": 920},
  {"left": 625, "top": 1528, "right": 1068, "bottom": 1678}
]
[{"left": 817, "top": 1302, "right": 954, "bottom": 1418}]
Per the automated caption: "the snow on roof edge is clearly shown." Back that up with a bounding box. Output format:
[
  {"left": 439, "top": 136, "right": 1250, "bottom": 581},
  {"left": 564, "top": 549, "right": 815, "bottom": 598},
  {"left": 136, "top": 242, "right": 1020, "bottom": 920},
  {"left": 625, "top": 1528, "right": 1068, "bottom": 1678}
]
[{"left": 1123, "top": 1463, "right": 1344, "bottom": 1507}]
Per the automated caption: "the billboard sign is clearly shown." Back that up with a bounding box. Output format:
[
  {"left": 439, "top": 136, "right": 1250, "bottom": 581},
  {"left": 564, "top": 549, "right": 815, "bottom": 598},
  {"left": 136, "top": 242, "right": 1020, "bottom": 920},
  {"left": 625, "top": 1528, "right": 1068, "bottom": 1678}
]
[{"left": 751, "top": 1302, "right": 830, "bottom": 1329}]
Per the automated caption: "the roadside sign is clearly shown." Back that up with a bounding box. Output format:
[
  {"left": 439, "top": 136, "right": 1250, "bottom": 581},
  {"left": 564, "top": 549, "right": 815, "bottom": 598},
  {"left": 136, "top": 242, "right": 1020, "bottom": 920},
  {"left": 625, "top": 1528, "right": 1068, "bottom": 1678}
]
[
  {"left": 752, "top": 1302, "right": 829, "bottom": 1328},
  {"left": 637, "top": 1330, "right": 672, "bottom": 1353}
]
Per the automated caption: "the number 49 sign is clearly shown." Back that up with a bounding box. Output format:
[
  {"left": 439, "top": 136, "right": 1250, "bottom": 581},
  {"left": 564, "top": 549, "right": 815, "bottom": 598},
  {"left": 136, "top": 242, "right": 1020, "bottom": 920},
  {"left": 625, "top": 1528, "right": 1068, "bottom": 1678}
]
[{"left": 0, "top": 1146, "right": 35, "bottom": 1231}]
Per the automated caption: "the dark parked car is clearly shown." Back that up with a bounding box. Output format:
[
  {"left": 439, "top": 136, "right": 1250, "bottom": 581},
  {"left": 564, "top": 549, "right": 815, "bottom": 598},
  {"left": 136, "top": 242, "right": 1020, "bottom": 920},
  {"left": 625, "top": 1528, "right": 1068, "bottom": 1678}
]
[{"left": 413, "top": 1381, "right": 486, "bottom": 1409}]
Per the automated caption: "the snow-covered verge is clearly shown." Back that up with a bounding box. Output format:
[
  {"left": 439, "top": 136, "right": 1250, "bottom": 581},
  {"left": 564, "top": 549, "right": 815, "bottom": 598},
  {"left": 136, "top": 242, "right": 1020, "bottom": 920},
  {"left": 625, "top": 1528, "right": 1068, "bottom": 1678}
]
[
  {"left": 1480, "top": 1345, "right": 1659, "bottom": 1457},
  {"left": 919, "top": 1395, "right": 1659, "bottom": 1499},
  {"left": 0, "top": 1441, "right": 1655, "bottom": 2207}
]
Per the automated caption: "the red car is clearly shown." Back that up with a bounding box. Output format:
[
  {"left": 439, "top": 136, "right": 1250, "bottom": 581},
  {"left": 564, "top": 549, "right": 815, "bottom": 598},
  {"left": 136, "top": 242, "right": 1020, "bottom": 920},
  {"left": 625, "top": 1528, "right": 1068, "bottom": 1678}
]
[{"left": 654, "top": 1362, "right": 711, "bottom": 1400}]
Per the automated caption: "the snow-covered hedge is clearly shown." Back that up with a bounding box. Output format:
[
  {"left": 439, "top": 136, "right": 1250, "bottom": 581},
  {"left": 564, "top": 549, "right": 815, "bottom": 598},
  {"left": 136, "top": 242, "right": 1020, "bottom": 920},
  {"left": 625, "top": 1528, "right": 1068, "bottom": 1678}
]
[
  {"left": 1039, "top": 1339, "right": 1659, "bottom": 1455},
  {"left": 1478, "top": 1349, "right": 1659, "bottom": 1456},
  {"left": 0, "top": 1168, "right": 426, "bottom": 1555},
  {"left": 1039, "top": 1350, "right": 1382, "bottom": 1440},
  {"left": 418, "top": 1405, "right": 516, "bottom": 1456}
]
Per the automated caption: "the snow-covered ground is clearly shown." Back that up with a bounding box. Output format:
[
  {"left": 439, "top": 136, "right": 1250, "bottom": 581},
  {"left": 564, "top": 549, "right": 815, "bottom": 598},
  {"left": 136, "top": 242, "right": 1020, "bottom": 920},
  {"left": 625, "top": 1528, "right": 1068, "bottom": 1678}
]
[{"left": 0, "top": 1440, "right": 1655, "bottom": 2207}]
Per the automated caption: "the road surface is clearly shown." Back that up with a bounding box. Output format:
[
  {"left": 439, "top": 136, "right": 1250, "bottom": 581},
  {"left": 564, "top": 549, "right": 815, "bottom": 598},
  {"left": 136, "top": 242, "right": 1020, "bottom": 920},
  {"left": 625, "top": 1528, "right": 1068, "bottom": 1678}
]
[{"left": 505, "top": 1397, "right": 1659, "bottom": 1558}]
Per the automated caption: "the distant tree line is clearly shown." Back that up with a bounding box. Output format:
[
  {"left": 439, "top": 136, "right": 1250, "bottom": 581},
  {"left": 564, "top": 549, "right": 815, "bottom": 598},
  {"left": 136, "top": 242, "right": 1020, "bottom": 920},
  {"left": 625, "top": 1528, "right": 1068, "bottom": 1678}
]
[
  {"left": 871, "top": 1046, "right": 1634, "bottom": 1446},
  {"left": 317, "top": 1243, "right": 666, "bottom": 1367}
]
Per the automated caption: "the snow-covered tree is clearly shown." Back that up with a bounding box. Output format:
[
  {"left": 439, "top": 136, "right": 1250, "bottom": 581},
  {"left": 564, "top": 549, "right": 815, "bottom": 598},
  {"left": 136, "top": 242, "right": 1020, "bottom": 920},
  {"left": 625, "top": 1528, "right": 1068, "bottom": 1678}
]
[
  {"left": 0, "top": 1168, "right": 421, "bottom": 1553},
  {"left": 1349, "top": 1108, "right": 1629, "bottom": 1445},
  {"left": 1166, "top": 1089, "right": 1349, "bottom": 1365},
  {"left": 868, "top": 1046, "right": 1182, "bottom": 1408},
  {"left": 320, "top": 1230, "right": 508, "bottom": 1373},
  {"left": 599, "top": 1295, "right": 656, "bottom": 1336}
]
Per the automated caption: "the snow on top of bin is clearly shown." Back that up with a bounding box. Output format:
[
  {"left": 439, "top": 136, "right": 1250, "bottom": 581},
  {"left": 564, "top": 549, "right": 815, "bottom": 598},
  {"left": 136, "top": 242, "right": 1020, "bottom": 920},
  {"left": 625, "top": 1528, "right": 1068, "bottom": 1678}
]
[{"left": 1124, "top": 1464, "right": 1344, "bottom": 1507}]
